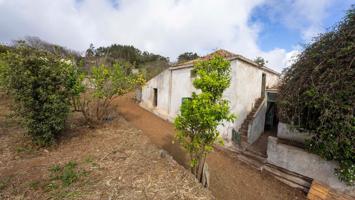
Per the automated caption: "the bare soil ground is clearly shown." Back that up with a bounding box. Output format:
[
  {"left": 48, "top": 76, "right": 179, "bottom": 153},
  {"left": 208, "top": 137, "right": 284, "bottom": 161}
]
[
  {"left": 114, "top": 93, "right": 307, "bottom": 200},
  {"left": 0, "top": 93, "right": 213, "bottom": 200}
]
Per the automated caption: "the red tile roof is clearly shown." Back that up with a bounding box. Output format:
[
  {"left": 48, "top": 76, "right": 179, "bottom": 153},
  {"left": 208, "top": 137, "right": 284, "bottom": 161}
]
[
  {"left": 171, "top": 49, "right": 280, "bottom": 76},
  {"left": 175, "top": 49, "right": 237, "bottom": 66}
]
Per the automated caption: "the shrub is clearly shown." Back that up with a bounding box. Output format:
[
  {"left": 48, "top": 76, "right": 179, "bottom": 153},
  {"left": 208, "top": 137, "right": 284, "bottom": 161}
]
[
  {"left": 278, "top": 7, "right": 354, "bottom": 185},
  {"left": 0, "top": 47, "right": 79, "bottom": 146},
  {"left": 78, "top": 63, "right": 145, "bottom": 126}
]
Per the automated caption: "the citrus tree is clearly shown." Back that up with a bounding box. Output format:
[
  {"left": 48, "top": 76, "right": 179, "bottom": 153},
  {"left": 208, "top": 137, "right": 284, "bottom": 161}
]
[
  {"left": 0, "top": 47, "right": 79, "bottom": 146},
  {"left": 174, "top": 55, "right": 235, "bottom": 182},
  {"left": 78, "top": 63, "right": 145, "bottom": 126}
]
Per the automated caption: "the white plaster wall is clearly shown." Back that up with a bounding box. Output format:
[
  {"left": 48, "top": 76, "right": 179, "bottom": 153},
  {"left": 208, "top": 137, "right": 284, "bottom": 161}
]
[
  {"left": 248, "top": 99, "right": 267, "bottom": 144},
  {"left": 218, "top": 60, "right": 238, "bottom": 139},
  {"left": 265, "top": 70, "right": 279, "bottom": 88},
  {"left": 169, "top": 67, "right": 197, "bottom": 118},
  {"left": 232, "top": 60, "right": 278, "bottom": 130},
  {"left": 140, "top": 69, "right": 171, "bottom": 117}
]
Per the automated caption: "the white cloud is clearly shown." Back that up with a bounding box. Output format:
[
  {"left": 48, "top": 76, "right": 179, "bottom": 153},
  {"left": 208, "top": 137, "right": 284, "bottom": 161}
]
[
  {"left": 0, "top": 0, "right": 338, "bottom": 72},
  {"left": 264, "top": 0, "right": 335, "bottom": 41}
]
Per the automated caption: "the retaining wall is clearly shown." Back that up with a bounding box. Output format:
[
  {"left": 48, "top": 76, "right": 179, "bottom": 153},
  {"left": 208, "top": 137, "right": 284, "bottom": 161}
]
[
  {"left": 277, "top": 123, "right": 311, "bottom": 144},
  {"left": 267, "top": 136, "right": 354, "bottom": 196}
]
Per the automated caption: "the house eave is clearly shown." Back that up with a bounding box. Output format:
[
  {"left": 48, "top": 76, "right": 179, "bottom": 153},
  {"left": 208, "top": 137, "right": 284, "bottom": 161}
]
[{"left": 170, "top": 55, "right": 280, "bottom": 76}]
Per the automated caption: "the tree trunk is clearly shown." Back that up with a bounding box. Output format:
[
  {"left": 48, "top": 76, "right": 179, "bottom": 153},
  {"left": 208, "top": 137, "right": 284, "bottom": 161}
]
[
  {"left": 190, "top": 151, "right": 206, "bottom": 185},
  {"left": 196, "top": 154, "right": 206, "bottom": 183}
]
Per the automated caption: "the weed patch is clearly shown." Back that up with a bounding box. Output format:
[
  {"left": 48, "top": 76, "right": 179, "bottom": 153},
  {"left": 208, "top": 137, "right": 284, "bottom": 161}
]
[
  {"left": 28, "top": 180, "right": 40, "bottom": 190},
  {"left": 49, "top": 161, "right": 88, "bottom": 187},
  {"left": 0, "top": 176, "right": 12, "bottom": 191}
]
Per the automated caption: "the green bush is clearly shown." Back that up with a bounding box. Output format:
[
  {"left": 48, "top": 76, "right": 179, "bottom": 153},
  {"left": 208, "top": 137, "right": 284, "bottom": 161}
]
[
  {"left": 278, "top": 7, "right": 354, "bottom": 185},
  {"left": 0, "top": 47, "right": 79, "bottom": 146},
  {"left": 77, "top": 63, "right": 145, "bottom": 126}
]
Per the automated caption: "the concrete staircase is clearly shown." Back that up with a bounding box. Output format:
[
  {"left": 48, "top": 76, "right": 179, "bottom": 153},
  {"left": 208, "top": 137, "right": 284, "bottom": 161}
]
[{"left": 238, "top": 97, "right": 264, "bottom": 149}]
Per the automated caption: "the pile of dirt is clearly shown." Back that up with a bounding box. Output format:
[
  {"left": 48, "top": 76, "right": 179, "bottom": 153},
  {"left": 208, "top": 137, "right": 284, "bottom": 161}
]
[{"left": 0, "top": 95, "right": 214, "bottom": 200}]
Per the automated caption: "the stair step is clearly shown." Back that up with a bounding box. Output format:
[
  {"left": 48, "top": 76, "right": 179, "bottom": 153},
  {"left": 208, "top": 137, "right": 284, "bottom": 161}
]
[
  {"left": 246, "top": 147, "right": 266, "bottom": 158},
  {"left": 240, "top": 134, "right": 248, "bottom": 139},
  {"left": 242, "top": 149, "right": 267, "bottom": 162},
  {"left": 238, "top": 150, "right": 266, "bottom": 170},
  {"left": 262, "top": 164, "right": 312, "bottom": 192},
  {"left": 237, "top": 154, "right": 264, "bottom": 170},
  {"left": 237, "top": 97, "right": 265, "bottom": 138}
]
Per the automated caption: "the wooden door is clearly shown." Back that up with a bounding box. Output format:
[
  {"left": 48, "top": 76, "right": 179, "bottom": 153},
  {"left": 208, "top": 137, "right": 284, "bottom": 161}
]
[{"left": 153, "top": 88, "right": 158, "bottom": 107}]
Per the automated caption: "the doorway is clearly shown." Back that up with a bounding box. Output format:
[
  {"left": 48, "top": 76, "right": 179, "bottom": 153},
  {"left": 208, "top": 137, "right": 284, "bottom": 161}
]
[
  {"left": 153, "top": 88, "right": 158, "bottom": 107},
  {"left": 265, "top": 102, "right": 278, "bottom": 132},
  {"left": 261, "top": 73, "right": 266, "bottom": 97}
]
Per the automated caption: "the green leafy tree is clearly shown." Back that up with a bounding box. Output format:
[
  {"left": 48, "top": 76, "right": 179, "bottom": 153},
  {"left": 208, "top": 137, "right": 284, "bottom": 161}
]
[
  {"left": 254, "top": 57, "right": 268, "bottom": 67},
  {"left": 177, "top": 52, "right": 200, "bottom": 63},
  {"left": 85, "top": 43, "right": 95, "bottom": 57},
  {"left": 84, "top": 44, "right": 169, "bottom": 79},
  {"left": 78, "top": 63, "right": 145, "bottom": 126},
  {"left": 0, "top": 47, "right": 79, "bottom": 146},
  {"left": 278, "top": 7, "right": 354, "bottom": 185},
  {"left": 174, "top": 55, "right": 235, "bottom": 182},
  {"left": 64, "top": 60, "right": 86, "bottom": 111},
  {"left": 17, "top": 36, "right": 81, "bottom": 58}
]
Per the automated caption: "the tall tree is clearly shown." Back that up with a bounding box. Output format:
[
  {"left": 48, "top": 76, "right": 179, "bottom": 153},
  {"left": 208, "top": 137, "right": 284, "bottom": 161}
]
[
  {"left": 174, "top": 55, "right": 235, "bottom": 183},
  {"left": 253, "top": 56, "right": 268, "bottom": 67},
  {"left": 85, "top": 43, "right": 95, "bottom": 57},
  {"left": 13, "top": 36, "right": 80, "bottom": 58},
  {"left": 177, "top": 52, "right": 199, "bottom": 63}
]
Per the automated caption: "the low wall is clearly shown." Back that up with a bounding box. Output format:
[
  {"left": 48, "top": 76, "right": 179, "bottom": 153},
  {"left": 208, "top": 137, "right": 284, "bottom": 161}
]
[
  {"left": 248, "top": 99, "right": 266, "bottom": 144},
  {"left": 277, "top": 123, "right": 311, "bottom": 144},
  {"left": 267, "top": 136, "right": 354, "bottom": 196}
]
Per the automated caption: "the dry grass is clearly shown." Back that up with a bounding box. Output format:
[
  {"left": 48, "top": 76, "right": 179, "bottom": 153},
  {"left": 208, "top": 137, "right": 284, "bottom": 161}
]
[{"left": 0, "top": 93, "right": 213, "bottom": 200}]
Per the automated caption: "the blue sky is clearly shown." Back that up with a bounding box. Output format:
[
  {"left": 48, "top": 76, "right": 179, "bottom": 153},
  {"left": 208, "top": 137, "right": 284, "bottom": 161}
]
[
  {"left": 250, "top": 8, "right": 303, "bottom": 52},
  {"left": 251, "top": 1, "right": 353, "bottom": 52},
  {"left": 0, "top": 0, "right": 353, "bottom": 71}
]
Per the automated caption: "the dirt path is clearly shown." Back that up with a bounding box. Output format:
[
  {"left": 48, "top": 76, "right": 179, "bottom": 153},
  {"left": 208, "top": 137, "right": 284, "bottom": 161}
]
[{"left": 115, "top": 94, "right": 307, "bottom": 200}]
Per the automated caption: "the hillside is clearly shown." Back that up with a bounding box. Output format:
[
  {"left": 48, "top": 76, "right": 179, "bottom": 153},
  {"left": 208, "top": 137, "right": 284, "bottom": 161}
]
[
  {"left": 0, "top": 93, "right": 213, "bottom": 199},
  {"left": 1, "top": 37, "right": 170, "bottom": 80}
]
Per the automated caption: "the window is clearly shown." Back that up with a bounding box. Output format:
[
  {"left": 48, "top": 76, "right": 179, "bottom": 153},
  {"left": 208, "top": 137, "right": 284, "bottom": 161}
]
[
  {"left": 232, "top": 129, "right": 240, "bottom": 144},
  {"left": 181, "top": 97, "right": 192, "bottom": 104},
  {"left": 190, "top": 69, "right": 197, "bottom": 78}
]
